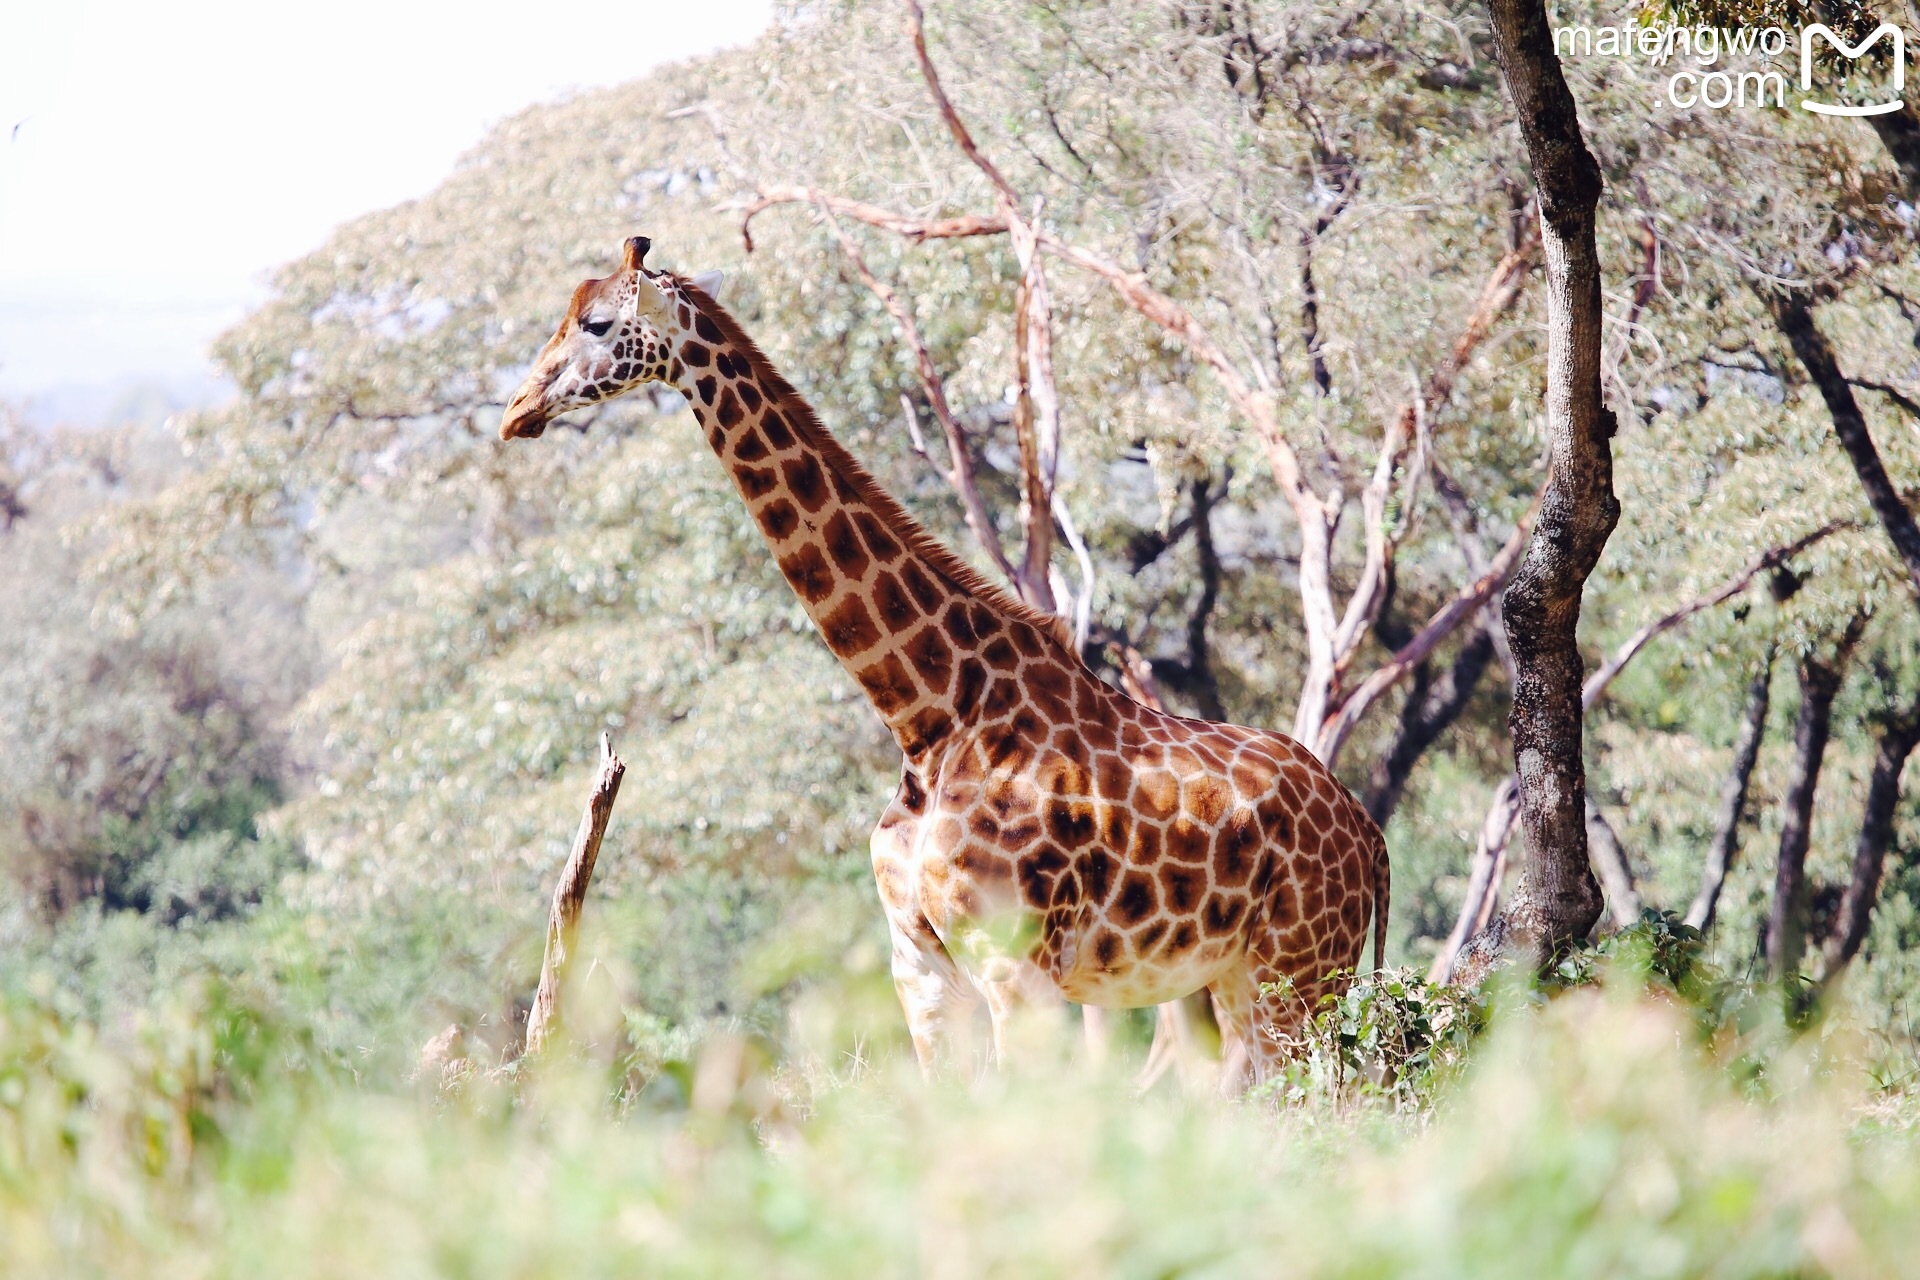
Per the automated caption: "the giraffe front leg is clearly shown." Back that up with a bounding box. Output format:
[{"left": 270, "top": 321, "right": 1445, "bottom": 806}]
[
  {"left": 886, "top": 915, "right": 984, "bottom": 1074},
  {"left": 872, "top": 809, "right": 983, "bottom": 1075}
]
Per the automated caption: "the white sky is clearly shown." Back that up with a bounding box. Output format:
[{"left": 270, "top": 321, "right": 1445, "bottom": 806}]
[{"left": 0, "top": 0, "right": 773, "bottom": 412}]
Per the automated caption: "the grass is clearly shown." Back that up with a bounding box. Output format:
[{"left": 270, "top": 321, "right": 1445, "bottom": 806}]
[{"left": 5, "top": 930, "right": 1919, "bottom": 1279}]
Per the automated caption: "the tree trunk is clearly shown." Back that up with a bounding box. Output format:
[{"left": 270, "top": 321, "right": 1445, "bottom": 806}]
[
  {"left": 1686, "top": 647, "right": 1775, "bottom": 931},
  {"left": 1180, "top": 475, "right": 1227, "bottom": 721},
  {"left": 1459, "top": 0, "right": 1619, "bottom": 974},
  {"left": 1819, "top": 687, "right": 1920, "bottom": 980},
  {"left": 1766, "top": 620, "right": 1865, "bottom": 981},
  {"left": 1767, "top": 289, "right": 1920, "bottom": 598}
]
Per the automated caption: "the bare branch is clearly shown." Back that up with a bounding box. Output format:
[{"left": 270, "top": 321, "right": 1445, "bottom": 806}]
[
  {"left": 1362, "top": 621, "right": 1497, "bottom": 827},
  {"left": 1431, "top": 777, "right": 1518, "bottom": 985},
  {"left": 1331, "top": 212, "right": 1542, "bottom": 674},
  {"left": 904, "top": 0, "right": 1024, "bottom": 208},
  {"left": 1585, "top": 798, "right": 1639, "bottom": 929},
  {"left": 1108, "top": 639, "right": 1170, "bottom": 713},
  {"left": 815, "top": 201, "right": 1018, "bottom": 585},
  {"left": 1010, "top": 203, "right": 1061, "bottom": 611},
  {"left": 1052, "top": 491, "right": 1097, "bottom": 651},
  {"left": 1316, "top": 485, "right": 1539, "bottom": 766},
  {"left": 1581, "top": 518, "right": 1852, "bottom": 711},
  {"left": 1820, "top": 684, "right": 1920, "bottom": 980},
  {"left": 1768, "top": 287, "right": 1920, "bottom": 597},
  {"left": 525, "top": 734, "right": 626, "bottom": 1058},
  {"left": 1768, "top": 612, "right": 1868, "bottom": 980},
  {"left": 898, "top": 392, "right": 933, "bottom": 461},
  {"left": 1431, "top": 462, "right": 1517, "bottom": 677},
  {"left": 737, "top": 184, "right": 1008, "bottom": 254},
  {"left": 1183, "top": 473, "right": 1228, "bottom": 722},
  {"left": 1847, "top": 376, "right": 1920, "bottom": 421},
  {"left": 1025, "top": 220, "right": 1344, "bottom": 744}
]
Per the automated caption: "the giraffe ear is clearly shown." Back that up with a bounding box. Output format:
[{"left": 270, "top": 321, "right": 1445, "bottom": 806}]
[
  {"left": 622, "top": 236, "right": 651, "bottom": 272},
  {"left": 690, "top": 269, "right": 726, "bottom": 297}
]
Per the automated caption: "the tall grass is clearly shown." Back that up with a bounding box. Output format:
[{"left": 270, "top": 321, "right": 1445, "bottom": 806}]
[{"left": 5, "top": 933, "right": 1917, "bottom": 1278}]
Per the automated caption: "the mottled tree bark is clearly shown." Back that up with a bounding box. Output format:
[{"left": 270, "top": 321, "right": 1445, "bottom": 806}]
[
  {"left": 1768, "top": 290, "right": 1920, "bottom": 598},
  {"left": 1767, "top": 618, "right": 1866, "bottom": 981},
  {"left": 1458, "top": 0, "right": 1619, "bottom": 974},
  {"left": 1819, "top": 687, "right": 1920, "bottom": 980},
  {"left": 1686, "top": 648, "right": 1775, "bottom": 932}
]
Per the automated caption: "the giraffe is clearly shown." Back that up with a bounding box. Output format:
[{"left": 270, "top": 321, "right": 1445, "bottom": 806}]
[{"left": 500, "top": 236, "right": 1390, "bottom": 1084}]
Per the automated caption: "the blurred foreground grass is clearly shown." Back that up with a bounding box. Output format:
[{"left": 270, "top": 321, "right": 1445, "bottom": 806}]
[{"left": 5, "top": 941, "right": 1919, "bottom": 1280}]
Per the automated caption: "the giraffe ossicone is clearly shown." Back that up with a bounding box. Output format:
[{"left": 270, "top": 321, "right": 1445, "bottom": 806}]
[{"left": 502, "top": 235, "right": 1391, "bottom": 1085}]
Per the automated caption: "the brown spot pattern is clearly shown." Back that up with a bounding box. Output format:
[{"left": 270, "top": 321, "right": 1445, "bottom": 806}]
[{"left": 548, "top": 275, "right": 1398, "bottom": 1087}]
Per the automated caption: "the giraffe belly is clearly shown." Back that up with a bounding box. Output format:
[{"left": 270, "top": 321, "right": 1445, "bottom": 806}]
[{"left": 1057, "top": 948, "right": 1235, "bottom": 1009}]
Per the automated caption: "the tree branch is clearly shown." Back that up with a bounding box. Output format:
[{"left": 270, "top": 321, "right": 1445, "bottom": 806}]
[
  {"left": 1686, "top": 645, "right": 1776, "bottom": 932},
  {"left": 1323, "top": 216, "right": 1540, "bottom": 746},
  {"left": 1316, "top": 485, "right": 1538, "bottom": 767},
  {"left": 1363, "top": 622, "right": 1497, "bottom": 827},
  {"left": 1585, "top": 797, "right": 1639, "bottom": 929},
  {"left": 1820, "top": 683, "right": 1920, "bottom": 981},
  {"left": 815, "top": 201, "right": 1020, "bottom": 587},
  {"left": 525, "top": 734, "right": 626, "bottom": 1058},
  {"left": 1432, "top": 777, "right": 1519, "bottom": 985},
  {"left": 1182, "top": 473, "right": 1227, "bottom": 721},
  {"left": 1011, "top": 202, "right": 1062, "bottom": 611},
  {"left": 737, "top": 184, "right": 1008, "bottom": 254},
  {"left": 1581, "top": 518, "right": 1853, "bottom": 711},
  {"left": 1767, "top": 287, "right": 1920, "bottom": 597}
]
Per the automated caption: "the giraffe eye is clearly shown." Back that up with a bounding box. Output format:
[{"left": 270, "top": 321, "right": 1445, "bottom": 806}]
[{"left": 581, "top": 317, "right": 614, "bottom": 337}]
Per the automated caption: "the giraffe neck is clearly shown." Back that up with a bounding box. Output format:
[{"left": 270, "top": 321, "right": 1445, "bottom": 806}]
[{"left": 663, "top": 290, "right": 1078, "bottom": 767}]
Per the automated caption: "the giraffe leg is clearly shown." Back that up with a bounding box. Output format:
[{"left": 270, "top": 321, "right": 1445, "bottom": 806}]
[
  {"left": 1239, "top": 909, "right": 1346, "bottom": 1086},
  {"left": 1081, "top": 1004, "right": 1115, "bottom": 1068},
  {"left": 1208, "top": 967, "right": 1257, "bottom": 1095},
  {"left": 886, "top": 914, "right": 985, "bottom": 1075},
  {"left": 1136, "top": 994, "right": 1220, "bottom": 1095},
  {"left": 976, "top": 959, "right": 1067, "bottom": 1068},
  {"left": 872, "top": 804, "right": 984, "bottom": 1075}
]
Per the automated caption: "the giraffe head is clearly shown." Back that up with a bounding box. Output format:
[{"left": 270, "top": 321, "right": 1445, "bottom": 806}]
[{"left": 499, "top": 236, "right": 719, "bottom": 439}]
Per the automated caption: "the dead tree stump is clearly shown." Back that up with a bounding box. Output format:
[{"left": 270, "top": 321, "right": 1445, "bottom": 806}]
[{"left": 524, "top": 733, "right": 626, "bottom": 1057}]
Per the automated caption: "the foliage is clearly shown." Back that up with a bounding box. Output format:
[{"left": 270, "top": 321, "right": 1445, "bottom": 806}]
[
  {"left": 2, "top": 972, "right": 1918, "bottom": 1278},
  {"left": 0, "top": 425, "right": 300, "bottom": 923},
  {"left": 1263, "top": 965, "right": 1491, "bottom": 1114}
]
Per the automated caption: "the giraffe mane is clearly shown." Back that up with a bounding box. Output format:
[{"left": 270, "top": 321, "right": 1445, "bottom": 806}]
[{"left": 670, "top": 274, "right": 1082, "bottom": 662}]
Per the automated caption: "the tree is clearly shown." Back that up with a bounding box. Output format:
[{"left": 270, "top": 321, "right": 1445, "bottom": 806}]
[{"left": 1453, "top": 0, "right": 1617, "bottom": 977}]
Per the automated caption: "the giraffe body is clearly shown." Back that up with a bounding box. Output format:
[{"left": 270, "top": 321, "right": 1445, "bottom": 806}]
[{"left": 502, "top": 237, "right": 1389, "bottom": 1082}]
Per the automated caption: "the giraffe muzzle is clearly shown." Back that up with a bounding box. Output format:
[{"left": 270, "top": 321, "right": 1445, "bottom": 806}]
[{"left": 499, "top": 388, "right": 552, "bottom": 440}]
